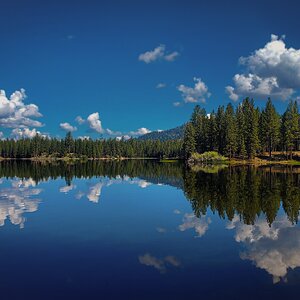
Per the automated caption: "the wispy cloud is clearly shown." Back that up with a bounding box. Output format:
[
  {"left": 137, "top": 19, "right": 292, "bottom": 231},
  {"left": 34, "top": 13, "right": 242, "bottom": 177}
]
[
  {"left": 139, "top": 253, "right": 181, "bottom": 273},
  {"left": 156, "top": 83, "right": 167, "bottom": 89},
  {"left": 139, "top": 44, "right": 179, "bottom": 63}
]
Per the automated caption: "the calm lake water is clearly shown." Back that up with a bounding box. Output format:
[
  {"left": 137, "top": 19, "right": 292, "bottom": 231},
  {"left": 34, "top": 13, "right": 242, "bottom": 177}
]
[{"left": 0, "top": 160, "right": 300, "bottom": 299}]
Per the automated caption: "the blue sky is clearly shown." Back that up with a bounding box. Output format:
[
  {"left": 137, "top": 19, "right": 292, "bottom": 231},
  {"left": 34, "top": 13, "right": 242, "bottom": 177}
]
[{"left": 1, "top": 0, "right": 300, "bottom": 139}]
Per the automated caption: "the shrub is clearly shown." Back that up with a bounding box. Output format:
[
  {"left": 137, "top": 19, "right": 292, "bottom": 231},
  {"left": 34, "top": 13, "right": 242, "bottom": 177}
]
[{"left": 188, "top": 151, "right": 228, "bottom": 164}]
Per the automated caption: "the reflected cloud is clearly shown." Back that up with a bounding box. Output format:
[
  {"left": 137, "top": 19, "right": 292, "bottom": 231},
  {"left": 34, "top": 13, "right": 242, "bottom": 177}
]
[
  {"left": 75, "top": 177, "right": 153, "bottom": 204},
  {"left": 156, "top": 227, "right": 167, "bottom": 233},
  {"left": 0, "top": 179, "right": 42, "bottom": 228},
  {"left": 179, "top": 213, "right": 211, "bottom": 237},
  {"left": 87, "top": 182, "right": 103, "bottom": 203},
  {"left": 227, "top": 215, "right": 300, "bottom": 283},
  {"left": 12, "top": 178, "right": 37, "bottom": 188},
  {"left": 59, "top": 184, "right": 76, "bottom": 193},
  {"left": 138, "top": 253, "right": 181, "bottom": 273}
]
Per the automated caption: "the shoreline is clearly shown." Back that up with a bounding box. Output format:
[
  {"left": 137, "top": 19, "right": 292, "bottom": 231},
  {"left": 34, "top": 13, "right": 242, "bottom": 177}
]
[{"left": 0, "top": 156, "right": 299, "bottom": 166}]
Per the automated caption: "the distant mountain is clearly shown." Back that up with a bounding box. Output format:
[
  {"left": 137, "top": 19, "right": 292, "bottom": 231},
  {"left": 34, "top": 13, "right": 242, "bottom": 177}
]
[{"left": 138, "top": 124, "right": 185, "bottom": 141}]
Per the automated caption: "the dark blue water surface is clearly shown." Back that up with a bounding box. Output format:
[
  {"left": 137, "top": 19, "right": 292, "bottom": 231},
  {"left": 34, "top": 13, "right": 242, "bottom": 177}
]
[{"left": 0, "top": 161, "right": 300, "bottom": 299}]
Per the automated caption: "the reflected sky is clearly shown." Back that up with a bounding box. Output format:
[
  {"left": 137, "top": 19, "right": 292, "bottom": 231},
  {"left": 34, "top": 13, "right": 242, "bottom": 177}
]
[{"left": 0, "top": 163, "right": 300, "bottom": 299}]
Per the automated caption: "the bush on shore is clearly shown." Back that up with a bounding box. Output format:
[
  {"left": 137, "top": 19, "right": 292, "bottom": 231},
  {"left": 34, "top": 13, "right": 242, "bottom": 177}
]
[{"left": 188, "top": 151, "right": 228, "bottom": 164}]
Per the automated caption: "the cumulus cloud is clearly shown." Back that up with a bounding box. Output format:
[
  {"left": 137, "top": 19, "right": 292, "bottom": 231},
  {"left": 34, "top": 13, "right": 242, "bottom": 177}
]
[
  {"left": 87, "top": 112, "right": 104, "bottom": 133},
  {"left": 179, "top": 213, "right": 211, "bottom": 237},
  {"left": 226, "top": 34, "right": 300, "bottom": 101},
  {"left": 129, "top": 127, "right": 151, "bottom": 136},
  {"left": 138, "top": 253, "right": 181, "bottom": 273},
  {"left": 227, "top": 215, "right": 300, "bottom": 283},
  {"left": 178, "top": 77, "right": 211, "bottom": 104},
  {"left": 0, "top": 89, "right": 43, "bottom": 128},
  {"left": 139, "top": 45, "right": 179, "bottom": 63},
  {"left": 60, "top": 122, "right": 77, "bottom": 132},
  {"left": 75, "top": 116, "right": 85, "bottom": 125},
  {"left": 11, "top": 127, "right": 44, "bottom": 139}
]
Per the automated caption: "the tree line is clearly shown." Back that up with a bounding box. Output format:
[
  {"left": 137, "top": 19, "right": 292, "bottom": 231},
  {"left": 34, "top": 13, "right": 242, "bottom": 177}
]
[
  {"left": 0, "top": 133, "right": 183, "bottom": 159},
  {"left": 183, "top": 98, "right": 300, "bottom": 159}
]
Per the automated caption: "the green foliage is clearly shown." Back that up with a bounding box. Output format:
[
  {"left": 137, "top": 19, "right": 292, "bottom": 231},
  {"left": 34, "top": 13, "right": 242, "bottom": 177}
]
[
  {"left": 183, "top": 122, "right": 196, "bottom": 159},
  {"left": 281, "top": 101, "right": 300, "bottom": 159},
  {"left": 189, "top": 151, "right": 228, "bottom": 163},
  {"left": 260, "top": 98, "right": 280, "bottom": 157},
  {"left": 183, "top": 98, "right": 300, "bottom": 160},
  {"left": 0, "top": 133, "right": 183, "bottom": 159}
]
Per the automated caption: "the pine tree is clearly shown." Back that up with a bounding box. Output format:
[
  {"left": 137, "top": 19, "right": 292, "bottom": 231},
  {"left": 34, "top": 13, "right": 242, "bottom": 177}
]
[
  {"left": 281, "top": 101, "right": 299, "bottom": 159},
  {"left": 216, "top": 106, "right": 226, "bottom": 154},
  {"left": 260, "top": 98, "right": 280, "bottom": 157},
  {"left": 236, "top": 104, "right": 246, "bottom": 159},
  {"left": 242, "top": 98, "right": 260, "bottom": 159},
  {"left": 183, "top": 122, "right": 196, "bottom": 159},
  {"left": 224, "top": 103, "right": 237, "bottom": 158}
]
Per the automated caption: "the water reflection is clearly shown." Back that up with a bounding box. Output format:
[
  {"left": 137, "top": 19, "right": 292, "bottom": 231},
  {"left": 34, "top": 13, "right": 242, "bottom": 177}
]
[
  {"left": 179, "top": 213, "right": 211, "bottom": 237},
  {"left": 139, "top": 253, "right": 181, "bottom": 273},
  {"left": 0, "top": 178, "right": 41, "bottom": 228},
  {"left": 73, "top": 176, "right": 153, "bottom": 204},
  {"left": 228, "top": 215, "right": 300, "bottom": 284},
  {"left": 0, "top": 160, "right": 300, "bottom": 285}
]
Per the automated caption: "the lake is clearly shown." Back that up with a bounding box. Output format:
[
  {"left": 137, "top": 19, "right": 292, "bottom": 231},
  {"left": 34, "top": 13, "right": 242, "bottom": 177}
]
[{"left": 0, "top": 160, "right": 300, "bottom": 299}]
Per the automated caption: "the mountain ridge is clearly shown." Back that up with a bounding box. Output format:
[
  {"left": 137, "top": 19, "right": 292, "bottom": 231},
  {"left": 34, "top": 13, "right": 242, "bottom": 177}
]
[{"left": 138, "top": 124, "right": 185, "bottom": 141}]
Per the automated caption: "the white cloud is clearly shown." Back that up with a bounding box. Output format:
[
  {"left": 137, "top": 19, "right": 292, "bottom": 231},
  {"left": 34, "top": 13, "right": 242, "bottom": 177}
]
[
  {"left": 178, "top": 77, "right": 211, "bottom": 103},
  {"left": 156, "top": 83, "right": 167, "bottom": 89},
  {"left": 11, "top": 127, "right": 44, "bottom": 139},
  {"left": 173, "top": 101, "right": 181, "bottom": 107},
  {"left": 106, "top": 128, "right": 122, "bottom": 136},
  {"left": 226, "top": 34, "right": 300, "bottom": 101},
  {"left": 0, "top": 132, "right": 3, "bottom": 139},
  {"left": 87, "top": 112, "right": 104, "bottom": 133},
  {"left": 75, "top": 116, "right": 85, "bottom": 125},
  {"left": 139, "top": 45, "right": 179, "bottom": 63},
  {"left": 129, "top": 127, "right": 151, "bottom": 136},
  {"left": 78, "top": 135, "right": 90, "bottom": 140},
  {"left": 0, "top": 89, "right": 43, "bottom": 128},
  {"left": 164, "top": 51, "right": 179, "bottom": 62},
  {"left": 116, "top": 135, "right": 131, "bottom": 141},
  {"left": 179, "top": 213, "right": 211, "bottom": 237},
  {"left": 59, "top": 122, "right": 77, "bottom": 132}
]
